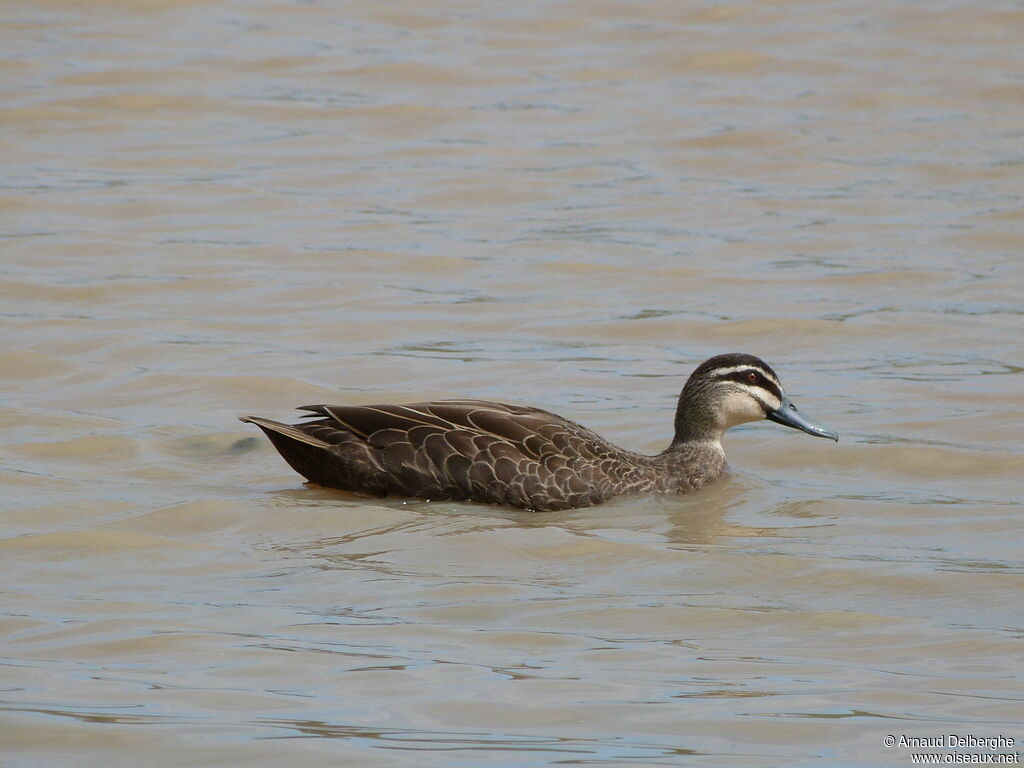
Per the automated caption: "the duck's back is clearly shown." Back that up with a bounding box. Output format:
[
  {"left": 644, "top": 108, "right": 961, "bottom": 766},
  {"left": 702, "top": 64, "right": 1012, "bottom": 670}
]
[{"left": 243, "top": 399, "right": 663, "bottom": 511}]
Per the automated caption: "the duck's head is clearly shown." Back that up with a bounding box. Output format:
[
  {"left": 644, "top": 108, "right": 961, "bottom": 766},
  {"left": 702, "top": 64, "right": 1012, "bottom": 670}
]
[{"left": 673, "top": 353, "right": 838, "bottom": 444}]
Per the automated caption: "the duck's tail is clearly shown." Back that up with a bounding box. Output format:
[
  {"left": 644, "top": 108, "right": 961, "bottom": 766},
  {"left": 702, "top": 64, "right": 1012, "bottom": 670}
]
[{"left": 241, "top": 415, "right": 355, "bottom": 489}]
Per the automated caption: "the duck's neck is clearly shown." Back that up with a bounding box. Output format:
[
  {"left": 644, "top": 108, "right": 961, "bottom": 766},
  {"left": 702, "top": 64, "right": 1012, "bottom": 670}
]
[
  {"left": 668, "top": 390, "right": 725, "bottom": 448},
  {"left": 656, "top": 421, "right": 727, "bottom": 493}
]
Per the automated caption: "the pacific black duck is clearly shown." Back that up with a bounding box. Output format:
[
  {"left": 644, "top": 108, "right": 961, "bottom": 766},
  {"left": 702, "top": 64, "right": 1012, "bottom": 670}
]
[{"left": 242, "top": 352, "right": 838, "bottom": 512}]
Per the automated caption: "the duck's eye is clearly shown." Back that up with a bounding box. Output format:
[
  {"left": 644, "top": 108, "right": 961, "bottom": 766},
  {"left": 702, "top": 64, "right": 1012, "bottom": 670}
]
[{"left": 746, "top": 372, "right": 758, "bottom": 384}]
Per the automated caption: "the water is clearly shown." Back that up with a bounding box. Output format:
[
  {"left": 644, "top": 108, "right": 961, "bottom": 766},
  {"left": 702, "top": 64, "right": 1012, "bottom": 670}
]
[{"left": 2, "top": 1, "right": 1023, "bottom": 765}]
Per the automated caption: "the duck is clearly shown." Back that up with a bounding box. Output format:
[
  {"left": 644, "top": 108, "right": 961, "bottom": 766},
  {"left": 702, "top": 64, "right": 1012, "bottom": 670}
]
[{"left": 242, "top": 352, "right": 838, "bottom": 512}]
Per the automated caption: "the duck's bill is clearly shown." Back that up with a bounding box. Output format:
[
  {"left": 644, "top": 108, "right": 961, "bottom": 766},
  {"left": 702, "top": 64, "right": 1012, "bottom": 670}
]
[{"left": 766, "top": 395, "right": 839, "bottom": 441}]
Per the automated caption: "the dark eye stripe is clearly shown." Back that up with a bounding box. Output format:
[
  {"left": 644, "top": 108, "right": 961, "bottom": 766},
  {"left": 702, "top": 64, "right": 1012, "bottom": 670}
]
[{"left": 716, "top": 370, "right": 782, "bottom": 401}]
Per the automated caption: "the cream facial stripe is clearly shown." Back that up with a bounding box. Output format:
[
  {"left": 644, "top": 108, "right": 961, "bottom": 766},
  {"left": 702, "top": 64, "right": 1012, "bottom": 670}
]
[{"left": 731, "top": 382, "right": 782, "bottom": 411}]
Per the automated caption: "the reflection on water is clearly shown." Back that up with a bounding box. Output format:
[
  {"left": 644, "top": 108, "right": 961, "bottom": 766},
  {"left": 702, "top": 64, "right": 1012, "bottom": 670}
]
[{"left": 2, "top": 0, "right": 1024, "bottom": 765}]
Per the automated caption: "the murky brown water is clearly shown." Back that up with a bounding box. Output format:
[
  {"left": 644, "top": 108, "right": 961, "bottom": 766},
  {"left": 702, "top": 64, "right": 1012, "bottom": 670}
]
[{"left": 3, "top": 1, "right": 1023, "bottom": 765}]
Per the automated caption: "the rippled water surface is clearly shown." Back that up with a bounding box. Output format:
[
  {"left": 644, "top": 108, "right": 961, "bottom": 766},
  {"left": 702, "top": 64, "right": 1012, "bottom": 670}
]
[{"left": 2, "top": 1, "right": 1023, "bottom": 765}]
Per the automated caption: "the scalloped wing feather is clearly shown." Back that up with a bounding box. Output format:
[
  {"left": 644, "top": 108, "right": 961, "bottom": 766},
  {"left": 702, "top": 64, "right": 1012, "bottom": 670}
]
[{"left": 246, "top": 400, "right": 662, "bottom": 511}]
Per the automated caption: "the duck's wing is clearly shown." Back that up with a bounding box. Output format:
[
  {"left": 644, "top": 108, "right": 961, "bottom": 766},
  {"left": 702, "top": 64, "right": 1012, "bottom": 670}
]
[{"left": 244, "top": 399, "right": 635, "bottom": 510}]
